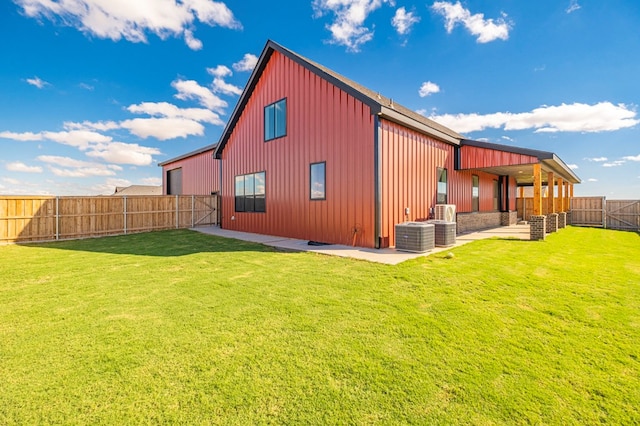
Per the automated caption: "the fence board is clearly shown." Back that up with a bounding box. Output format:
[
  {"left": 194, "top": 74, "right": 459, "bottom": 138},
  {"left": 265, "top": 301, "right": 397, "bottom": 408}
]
[
  {"left": 571, "top": 197, "right": 606, "bottom": 227},
  {"left": 0, "top": 195, "right": 218, "bottom": 244},
  {"left": 606, "top": 200, "right": 640, "bottom": 231}
]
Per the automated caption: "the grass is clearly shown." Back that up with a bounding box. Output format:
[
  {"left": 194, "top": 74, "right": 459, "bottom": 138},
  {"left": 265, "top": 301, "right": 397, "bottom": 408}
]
[{"left": 0, "top": 227, "right": 639, "bottom": 424}]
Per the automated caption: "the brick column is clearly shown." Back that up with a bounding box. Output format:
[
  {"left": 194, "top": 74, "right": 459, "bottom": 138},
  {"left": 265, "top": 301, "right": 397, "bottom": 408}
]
[
  {"left": 530, "top": 215, "right": 547, "bottom": 241},
  {"left": 501, "top": 211, "right": 515, "bottom": 226},
  {"left": 546, "top": 213, "right": 558, "bottom": 233},
  {"left": 566, "top": 211, "right": 572, "bottom": 226},
  {"left": 558, "top": 212, "right": 567, "bottom": 229}
]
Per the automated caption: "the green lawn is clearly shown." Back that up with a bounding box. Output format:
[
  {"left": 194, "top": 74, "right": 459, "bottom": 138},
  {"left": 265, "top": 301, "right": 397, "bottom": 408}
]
[{"left": 1, "top": 227, "right": 639, "bottom": 424}]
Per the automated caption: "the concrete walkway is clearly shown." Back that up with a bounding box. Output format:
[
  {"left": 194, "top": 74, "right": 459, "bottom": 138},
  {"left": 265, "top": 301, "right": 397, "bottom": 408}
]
[{"left": 193, "top": 224, "right": 530, "bottom": 265}]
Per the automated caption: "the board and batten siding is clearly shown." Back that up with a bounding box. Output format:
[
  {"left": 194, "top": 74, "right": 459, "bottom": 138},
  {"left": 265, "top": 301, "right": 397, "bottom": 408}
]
[
  {"left": 161, "top": 149, "right": 220, "bottom": 195},
  {"left": 379, "top": 119, "right": 511, "bottom": 247},
  {"left": 220, "top": 50, "right": 376, "bottom": 247},
  {"left": 459, "top": 145, "right": 538, "bottom": 169}
]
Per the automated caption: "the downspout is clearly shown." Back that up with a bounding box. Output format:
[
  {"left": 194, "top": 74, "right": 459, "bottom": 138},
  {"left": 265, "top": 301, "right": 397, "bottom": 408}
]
[{"left": 374, "top": 115, "right": 382, "bottom": 249}]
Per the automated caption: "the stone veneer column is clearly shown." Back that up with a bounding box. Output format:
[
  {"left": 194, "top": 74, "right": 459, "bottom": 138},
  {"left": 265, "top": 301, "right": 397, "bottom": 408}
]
[
  {"left": 546, "top": 213, "right": 558, "bottom": 233},
  {"left": 530, "top": 215, "right": 547, "bottom": 241},
  {"left": 566, "top": 211, "right": 572, "bottom": 226},
  {"left": 558, "top": 212, "right": 567, "bottom": 229}
]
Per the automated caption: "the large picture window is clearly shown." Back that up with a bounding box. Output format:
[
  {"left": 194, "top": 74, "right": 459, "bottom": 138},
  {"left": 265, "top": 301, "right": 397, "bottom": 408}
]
[
  {"left": 310, "top": 162, "right": 326, "bottom": 200},
  {"left": 264, "top": 99, "right": 286, "bottom": 141},
  {"left": 472, "top": 175, "right": 479, "bottom": 212},
  {"left": 437, "top": 168, "right": 448, "bottom": 204},
  {"left": 235, "top": 171, "right": 266, "bottom": 213}
]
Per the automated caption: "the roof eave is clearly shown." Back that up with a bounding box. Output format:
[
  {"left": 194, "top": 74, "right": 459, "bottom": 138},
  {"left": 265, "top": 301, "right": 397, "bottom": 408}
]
[{"left": 378, "top": 106, "right": 461, "bottom": 145}]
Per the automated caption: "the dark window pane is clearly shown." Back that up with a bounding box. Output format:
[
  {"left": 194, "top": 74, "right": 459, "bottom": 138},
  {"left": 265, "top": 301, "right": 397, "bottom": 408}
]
[
  {"left": 437, "top": 168, "right": 447, "bottom": 204},
  {"left": 255, "top": 194, "right": 266, "bottom": 212},
  {"left": 310, "top": 162, "right": 326, "bottom": 200},
  {"left": 245, "top": 196, "right": 255, "bottom": 212},
  {"left": 264, "top": 104, "right": 275, "bottom": 140},
  {"left": 472, "top": 175, "right": 479, "bottom": 211},
  {"left": 235, "top": 175, "right": 245, "bottom": 212}
]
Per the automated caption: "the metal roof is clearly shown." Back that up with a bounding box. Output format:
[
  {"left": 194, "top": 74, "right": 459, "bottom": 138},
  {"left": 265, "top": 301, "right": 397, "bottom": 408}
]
[{"left": 158, "top": 143, "right": 217, "bottom": 166}]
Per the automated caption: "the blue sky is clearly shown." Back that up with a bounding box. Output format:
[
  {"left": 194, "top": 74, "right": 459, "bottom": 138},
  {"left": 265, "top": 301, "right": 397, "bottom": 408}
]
[{"left": 1, "top": 0, "right": 639, "bottom": 198}]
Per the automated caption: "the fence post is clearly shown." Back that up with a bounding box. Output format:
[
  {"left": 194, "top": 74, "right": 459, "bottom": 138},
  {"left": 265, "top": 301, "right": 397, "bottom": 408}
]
[
  {"left": 191, "top": 195, "right": 195, "bottom": 228},
  {"left": 176, "top": 195, "right": 179, "bottom": 229},
  {"left": 55, "top": 196, "right": 59, "bottom": 240},
  {"left": 124, "top": 196, "right": 127, "bottom": 235}
]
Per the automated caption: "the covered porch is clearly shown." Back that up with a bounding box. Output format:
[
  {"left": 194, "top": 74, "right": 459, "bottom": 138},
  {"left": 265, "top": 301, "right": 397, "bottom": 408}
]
[{"left": 458, "top": 140, "right": 581, "bottom": 240}]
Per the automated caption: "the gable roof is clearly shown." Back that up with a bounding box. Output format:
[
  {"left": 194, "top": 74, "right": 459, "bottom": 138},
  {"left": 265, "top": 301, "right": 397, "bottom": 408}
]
[
  {"left": 159, "top": 143, "right": 217, "bottom": 167},
  {"left": 214, "top": 40, "right": 464, "bottom": 159}
]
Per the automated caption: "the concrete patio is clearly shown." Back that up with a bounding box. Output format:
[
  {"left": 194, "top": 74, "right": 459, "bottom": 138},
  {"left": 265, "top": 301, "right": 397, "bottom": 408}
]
[{"left": 193, "top": 223, "right": 531, "bottom": 265}]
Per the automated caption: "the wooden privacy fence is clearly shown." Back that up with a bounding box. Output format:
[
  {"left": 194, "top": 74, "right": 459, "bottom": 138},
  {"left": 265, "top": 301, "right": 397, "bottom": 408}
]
[
  {"left": 0, "top": 195, "right": 219, "bottom": 244},
  {"left": 517, "top": 196, "right": 639, "bottom": 231}
]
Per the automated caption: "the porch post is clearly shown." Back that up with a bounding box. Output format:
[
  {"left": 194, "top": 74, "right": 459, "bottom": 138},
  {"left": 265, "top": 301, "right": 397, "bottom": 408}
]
[
  {"left": 547, "top": 172, "right": 555, "bottom": 214},
  {"left": 547, "top": 172, "right": 558, "bottom": 233},
  {"left": 533, "top": 164, "right": 542, "bottom": 216},
  {"left": 557, "top": 178, "right": 565, "bottom": 213},
  {"left": 530, "top": 163, "right": 546, "bottom": 240}
]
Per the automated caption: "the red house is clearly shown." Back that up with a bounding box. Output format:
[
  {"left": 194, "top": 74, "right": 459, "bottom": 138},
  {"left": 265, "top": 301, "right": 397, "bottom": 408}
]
[
  {"left": 159, "top": 144, "right": 220, "bottom": 195},
  {"left": 212, "top": 40, "right": 579, "bottom": 248}
]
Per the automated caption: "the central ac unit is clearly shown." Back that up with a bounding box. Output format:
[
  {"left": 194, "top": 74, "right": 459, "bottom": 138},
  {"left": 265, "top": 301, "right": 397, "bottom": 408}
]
[{"left": 435, "top": 204, "right": 456, "bottom": 222}]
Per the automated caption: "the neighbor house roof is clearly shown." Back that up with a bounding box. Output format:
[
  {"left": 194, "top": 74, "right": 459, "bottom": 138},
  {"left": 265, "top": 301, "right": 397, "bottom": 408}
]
[
  {"left": 112, "top": 185, "right": 162, "bottom": 196},
  {"left": 159, "top": 144, "right": 217, "bottom": 167},
  {"left": 214, "top": 40, "right": 464, "bottom": 159}
]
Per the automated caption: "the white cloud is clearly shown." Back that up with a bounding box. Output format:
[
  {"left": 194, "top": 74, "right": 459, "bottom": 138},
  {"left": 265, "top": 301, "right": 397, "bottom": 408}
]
[
  {"left": 392, "top": 7, "right": 420, "bottom": 36},
  {"left": 501, "top": 135, "right": 514, "bottom": 142},
  {"left": 120, "top": 117, "right": 204, "bottom": 140},
  {"left": 91, "top": 177, "right": 133, "bottom": 195},
  {"left": 127, "top": 101, "right": 224, "bottom": 125},
  {"left": 26, "top": 76, "right": 50, "bottom": 88},
  {"left": 79, "top": 82, "right": 95, "bottom": 91},
  {"left": 603, "top": 161, "right": 625, "bottom": 168},
  {"left": 566, "top": 0, "right": 581, "bottom": 14},
  {"left": 419, "top": 81, "right": 440, "bottom": 97},
  {"left": 0, "top": 131, "right": 43, "bottom": 141},
  {"left": 63, "top": 120, "right": 120, "bottom": 131},
  {"left": 42, "top": 130, "right": 113, "bottom": 149},
  {"left": 623, "top": 154, "right": 640, "bottom": 161},
  {"left": 587, "top": 178, "right": 598, "bottom": 182},
  {"left": 38, "top": 155, "right": 122, "bottom": 171},
  {"left": 172, "top": 79, "right": 227, "bottom": 112},
  {"left": 15, "top": 0, "right": 240, "bottom": 50},
  {"left": 430, "top": 102, "right": 639, "bottom": 134},
  {"left": 206, "top": 66, "right": 242, "bottom": 96},
  {"left": 48, "top": 166, "right": 117, "bottom": 177},
  {"left": 568, "top": 164, "right": 579, "bottom": 170},
  {"left": 183, "top": 29, "right": 203, "bottom": 50},
  {"left": 313, "top": 0, "right": 392, "bottom": 52},
  {"left": 585, "top": 157, "right": 608, "bottom": 162},
  {"left": 2, "top": 177, "right": 21, "bottom": 185},
  {"left": 211, "top": 78, "right": 242, "bottom": 96},
  {"left": 86, "top": 141, "right": 161, "bottom": 166},
  {"left": 233, "top": 53, "right": 258, "bottom": 72},
  {"left": 431, "top": 1, "right": 511, "bottom": 43},
  {"left": 6, "top": 162, "right": 43, "bottom": 173},
  {"left": 207, "top": 65, "right": 232, "bottom": 78}
]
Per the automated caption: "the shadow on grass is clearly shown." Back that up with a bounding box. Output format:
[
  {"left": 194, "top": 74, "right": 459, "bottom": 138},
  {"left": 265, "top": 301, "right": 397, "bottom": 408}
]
[{"left": 25, "top": 229, "right": 274, "bottom": 257}]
